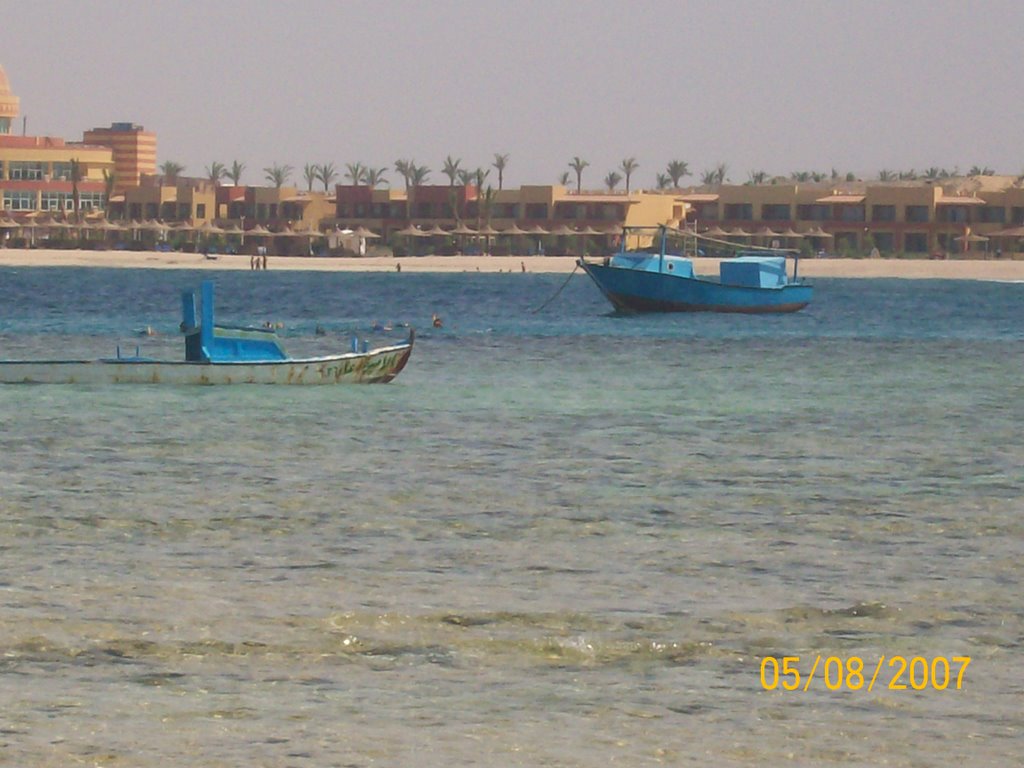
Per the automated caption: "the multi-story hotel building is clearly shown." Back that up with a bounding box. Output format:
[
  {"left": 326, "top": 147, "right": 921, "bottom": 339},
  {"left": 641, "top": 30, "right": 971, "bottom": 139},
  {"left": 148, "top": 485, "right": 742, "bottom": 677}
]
[
  {"left": 332, "top": 183, "right": 688, "bottom": 254},
  {"left": 0, "top": 64, "right": 154, "bottom": 218},
  {"left": 4, "top": 59, "right": 1023, "bottom": 255},
  {"left": 83, "top": 123, "right": 157, "bottom": 191},
  {"left": 680, "top": 178, "right": 1024, "bottom": 255}
]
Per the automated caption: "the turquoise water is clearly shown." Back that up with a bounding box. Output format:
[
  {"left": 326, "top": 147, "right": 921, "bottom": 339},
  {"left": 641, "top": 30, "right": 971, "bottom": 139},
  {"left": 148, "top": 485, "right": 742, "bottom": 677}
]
[{"left": 1, "top": 267, "right": 1023, "bottom": 766}]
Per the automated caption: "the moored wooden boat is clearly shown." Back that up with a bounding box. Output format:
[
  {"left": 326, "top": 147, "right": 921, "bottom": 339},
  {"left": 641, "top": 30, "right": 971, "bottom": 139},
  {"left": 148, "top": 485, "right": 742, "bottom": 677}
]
[
  {"left": 0, "top": 281, "right": 414, "bottom": 385},
  {"left": 579, "top": 225, "right": 812, "bottom": 314}
]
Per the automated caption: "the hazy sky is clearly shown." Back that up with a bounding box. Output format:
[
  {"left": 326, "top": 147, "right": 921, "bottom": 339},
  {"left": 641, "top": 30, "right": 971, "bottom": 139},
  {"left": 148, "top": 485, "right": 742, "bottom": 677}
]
[{"left": 3, "top": 0, "right": 1022, "bottom": 188}]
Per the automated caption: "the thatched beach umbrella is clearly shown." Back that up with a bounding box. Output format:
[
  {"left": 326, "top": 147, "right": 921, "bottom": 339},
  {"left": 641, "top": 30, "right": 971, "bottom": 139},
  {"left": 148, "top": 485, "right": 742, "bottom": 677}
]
[
  {"left": 702, "top": 225, "right": 729, "bottom": 237},
  {"left": 395, "top": 224, "right": 429, "bottom": 237}
]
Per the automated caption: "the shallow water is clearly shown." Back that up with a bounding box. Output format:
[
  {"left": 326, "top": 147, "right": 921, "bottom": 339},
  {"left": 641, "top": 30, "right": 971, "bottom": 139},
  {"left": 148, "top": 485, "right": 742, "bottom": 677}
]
[{"left": 1, "top": 267, "right": 1022, "bottom": 765}]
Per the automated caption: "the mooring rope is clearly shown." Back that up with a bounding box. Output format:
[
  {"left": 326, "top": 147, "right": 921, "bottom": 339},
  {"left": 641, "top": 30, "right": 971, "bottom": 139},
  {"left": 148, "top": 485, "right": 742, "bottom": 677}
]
[{"left": 531, "top": 261, "right": 581, "bottom": 314}]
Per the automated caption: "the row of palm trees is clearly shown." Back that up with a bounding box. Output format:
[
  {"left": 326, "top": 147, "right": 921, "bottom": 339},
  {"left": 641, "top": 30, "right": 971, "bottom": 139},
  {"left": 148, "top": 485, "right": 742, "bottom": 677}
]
[{"left": 156, "top": 156, "right": 1013, "bottom": 195}]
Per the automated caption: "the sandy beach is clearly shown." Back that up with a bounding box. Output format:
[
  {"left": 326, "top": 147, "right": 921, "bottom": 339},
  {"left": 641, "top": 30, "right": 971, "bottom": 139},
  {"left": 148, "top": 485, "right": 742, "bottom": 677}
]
[{"left": 1, "top": 248, "right": 1024, "bottom": 280}]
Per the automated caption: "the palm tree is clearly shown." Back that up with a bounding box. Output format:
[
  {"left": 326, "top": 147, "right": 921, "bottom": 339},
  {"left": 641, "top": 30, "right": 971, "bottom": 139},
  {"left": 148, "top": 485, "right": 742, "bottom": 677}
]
[
  {"left": 877, "top": 169, "right": 896, "bottom": 181},
  {"left": 394, "top": 159, "right": 413, "bottom": 190},
  {"left": 748, "top": 170, "right": 768, "bottom": 185},
  {"left": 442, "top": 155, "right": 462, "bottom": 186},
  {"left": 492, "top": 153, "right": 509, "bottom": 190},
  {"left": 405, "top": 163, "right": 430, "bottom": 221},
  {"left": 159, "top": 161, "right": 185, "bottom": 184},
  {"left": 791, "top": 171, "right": 811, "bottom": 182},
  {"left": 665, "top": 160, "right": 690, "bottom": 188},
  {"left": 227, "top": 160, "right": 245, "bottom": 185},
  {"left": 619, "top": 157, "right": 638, "bottom": 193},
  {"left": 70, "top": 158, "right": 83, "bottom": 222},
  {"left": 472, "top": 167, "right": 490, "bottom": 190},
  {"left": 700, "top": 169, "right": 718, "bottom": 186},
  {"left": 344, "top": 162, "right": 365, "bottom": 185},
  {"left": 923, "top": 167, "right": 942, "bottom": 180},
  {"left": 655, "top": 173, "right": 671, "bottom": 190},
  {"left": 480, "top": 185, "right": 496, "bottom": 228},
  {"left": 302, "top": 164, "right": 318, "bottom": 191},
  {"left": 604, "top": 171, "right": 622, "bottom": 192},
  {"left": 714, "top": 163, "right": 728, "bottom": 185},
  {"left": 102, "top": 169, "right": 116, "bottom": 215},
  {"left": 457, "top": 169, "right": 473, "bottom": 186},
  {"left": 558, "top": 171, "right": 571, "bottom": 186},
  {"left": 317, "top": 162, "right": 337, "bottom": 192},
  {"left": 568, "top": 156, "right": 589, "bottom": 193},
  {"left": 263, "top": 164, "right": 292, "bottom": 188},
  {"left": 205, "top": 161, "right": 226, "bottom": 185},
  {"left": 364, "top": 167, "right": 388, "bottom": 188},
  {"left": 411, "top": 164, "right": 431, "bottom": 185},
  {"left": 969, "top": 165, "right": 995, "bottom": 176}
]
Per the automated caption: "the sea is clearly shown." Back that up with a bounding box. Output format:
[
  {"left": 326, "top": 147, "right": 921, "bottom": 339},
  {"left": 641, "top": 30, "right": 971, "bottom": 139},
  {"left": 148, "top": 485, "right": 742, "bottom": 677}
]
[{"left": 1, "top": 266, "right": 1022, "bottom": 767}]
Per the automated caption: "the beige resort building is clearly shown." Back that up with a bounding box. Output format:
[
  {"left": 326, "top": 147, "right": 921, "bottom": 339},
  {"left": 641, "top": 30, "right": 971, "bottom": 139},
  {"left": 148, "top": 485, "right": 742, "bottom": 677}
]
[{"left": 3, "top": 60, "right": 1024, "bottom": 257}]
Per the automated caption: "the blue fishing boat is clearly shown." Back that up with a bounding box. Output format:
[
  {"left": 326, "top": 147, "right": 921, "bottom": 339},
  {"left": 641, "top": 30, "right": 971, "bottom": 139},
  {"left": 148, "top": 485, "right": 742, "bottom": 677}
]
[
  {"left": 0, "top": 281, "right": 414, "bottom": 385},
  {"left": 578, "top": 225, "right": 812, "bottom": 313}
]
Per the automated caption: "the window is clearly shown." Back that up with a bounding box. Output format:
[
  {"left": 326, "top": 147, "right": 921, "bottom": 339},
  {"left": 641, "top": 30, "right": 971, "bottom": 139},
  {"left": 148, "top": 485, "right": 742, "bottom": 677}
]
[
  {"left": 761, "top": 204, "right": 791, "bottom": 221},
  {"left": 524, "top": 203, "right": 547, "bottom": 220},
  {"left": 904, "top": 232, "right": 928, "bottom": 252},
  {"left": 833, "top": 232, "right": 859, "bottom": 251},
  {"left": 40, "top": 191, "right": 71, "bottom": 211},
  {"left": 0, "top": 161, "right": 4, "bottom": 179},
  {"left": 937, "top": 206, "right": 969, "bottom": 223},
  {"left": 723, "top": 203, "right": 753, "bottom": 220},
  {"left": 51, "top": 162, "right": 72, "bottom": 180},
  {"left": 871, "top": 205, "right": 896, "bottom": 222},
  {"left": 872, "top": 232, "right": 895, "bottom": 252},
  {"left": 796, "top": 204, "right": 829, "bottom": 221},
  {"left": 79, "top": 192, "right": 105, "bottom": 211},
  {"left": 905, "top": 205, "right": 929, "bottom": 223},
  {"left": 1012, "top": 207, "right": 1024, "bottom": 225},
  {"left": 3, "top": 190, "right": 36, "bottom": 210},
  {"left": 838, "top": 205, "right": 865, "bottom": 222},
  {"left": 8, "top": 161, "right": 44, "bottom": 180},
  {"left": 977, "top": 206, "right": 1005, "bottom": 224},
  {"left": 695, "top": 202, "right": 718, "bottom": 220},
  {"left": 196, "top": 203, "right": 206, "bottom": 218}
]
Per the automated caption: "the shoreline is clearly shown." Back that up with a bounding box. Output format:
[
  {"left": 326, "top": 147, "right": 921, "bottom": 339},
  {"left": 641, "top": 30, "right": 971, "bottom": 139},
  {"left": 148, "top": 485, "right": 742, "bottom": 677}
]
[{"left": 1, "top": 248, "right": 1024, "bottom": 279}]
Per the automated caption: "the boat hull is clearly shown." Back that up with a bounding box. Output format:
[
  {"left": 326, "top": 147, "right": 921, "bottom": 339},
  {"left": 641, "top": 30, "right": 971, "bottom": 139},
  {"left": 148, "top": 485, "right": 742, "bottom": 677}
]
[
  {"left": 0, "top": 340, "right": 413, "bottom": 385},
  {"left": 580, "top": 260, "right": 812, "bottom": 314}
]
